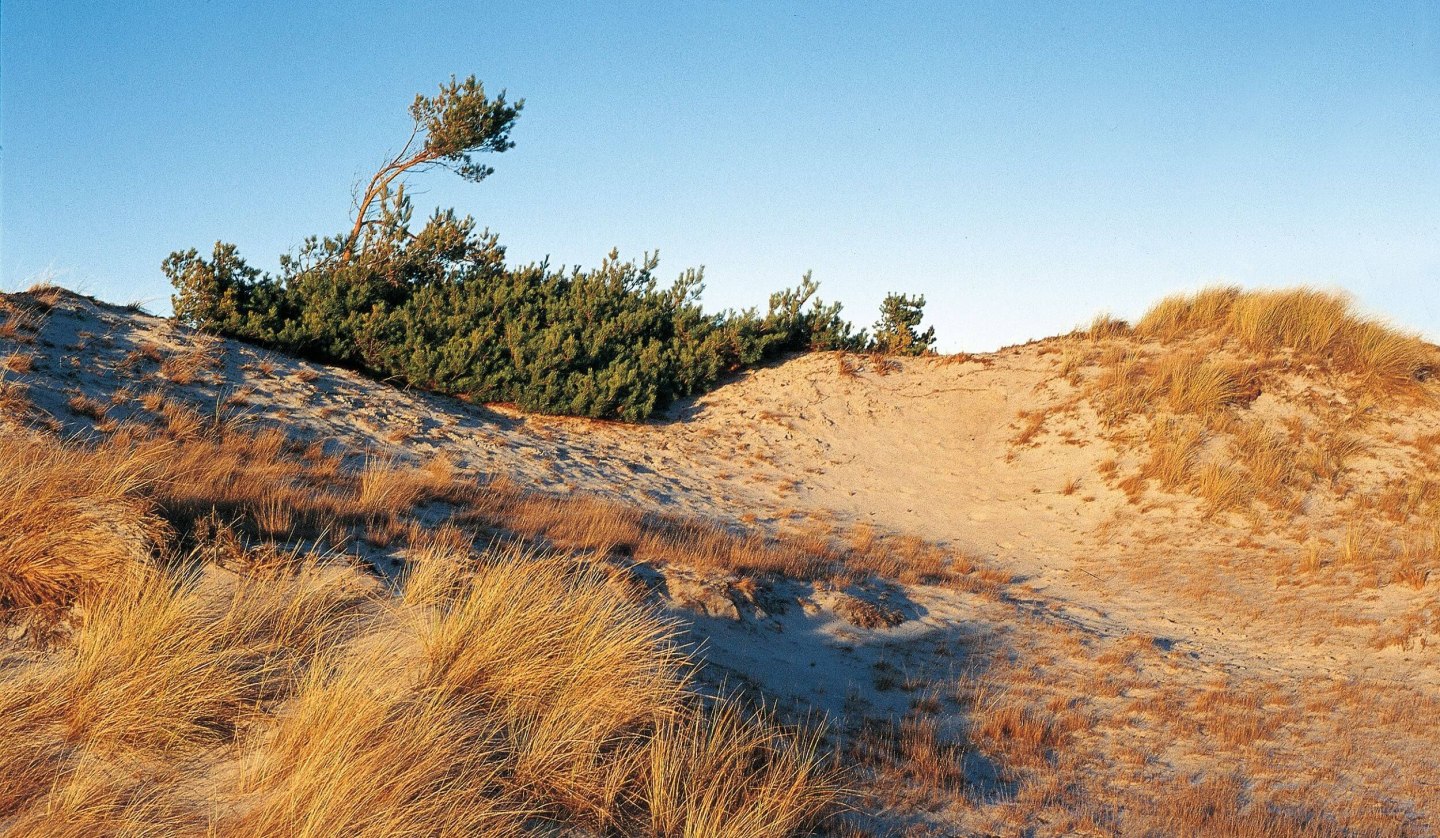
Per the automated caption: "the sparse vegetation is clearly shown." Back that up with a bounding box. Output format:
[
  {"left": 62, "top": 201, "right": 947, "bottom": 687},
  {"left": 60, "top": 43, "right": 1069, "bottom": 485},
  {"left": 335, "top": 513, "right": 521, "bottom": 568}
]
[{"left": 4, "top": 280, "right": 1439, "bottom": 836}]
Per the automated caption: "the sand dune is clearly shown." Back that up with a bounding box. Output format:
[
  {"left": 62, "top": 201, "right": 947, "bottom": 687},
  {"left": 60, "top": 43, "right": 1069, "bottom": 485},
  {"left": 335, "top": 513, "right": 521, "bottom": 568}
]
[{"left": 5, "top": 288, "right": 1440, "bottom": 834}]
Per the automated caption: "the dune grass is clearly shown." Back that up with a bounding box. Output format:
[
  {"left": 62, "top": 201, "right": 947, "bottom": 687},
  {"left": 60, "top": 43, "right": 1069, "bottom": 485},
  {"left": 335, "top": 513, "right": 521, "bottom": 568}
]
[
  {"left": 0, "top": 435, "right": 169, "bottom": 609},
  {"left": 1134, "top": 286, "right": 1435, "bottom": 386},
  {"left": 0, "top": 427, "right": 842, "bottom": 836},
  {"left": 1078, "top": 287, "right": 1435, "bottom": 516}
]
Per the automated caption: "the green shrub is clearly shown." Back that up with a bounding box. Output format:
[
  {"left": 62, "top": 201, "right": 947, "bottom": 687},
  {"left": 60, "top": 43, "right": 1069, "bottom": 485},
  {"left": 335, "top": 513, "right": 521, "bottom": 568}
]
[
  {"left": 164, "top": 76, "right": 901, "bottom": 421},
  {"left": 871, "top": 292, "right": 936, "bottom": 356},
  {"left": 167, "top": 189, "right": 861, "bottom": 420}
]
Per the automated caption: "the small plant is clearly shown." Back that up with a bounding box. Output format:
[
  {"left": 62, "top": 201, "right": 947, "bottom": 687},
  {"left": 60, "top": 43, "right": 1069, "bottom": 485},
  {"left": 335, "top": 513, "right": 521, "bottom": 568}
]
[
  {"left": 160, "top": 344, "right": 220, "bottom": 385},
  {"left": 1084, "top": 313, "right": 1131, "bottom": 342},
  {"left": 2, "top": 352, "right": 35, "bottom": 374},
  {"left": 870, "top": 292, "right": 936, "bottom": 356},
  {"left": 67, "top": 393, "right": 109, "bottom": 422},
  {"left": 0, "top": 377, "right": 31, "bottom": 415}
]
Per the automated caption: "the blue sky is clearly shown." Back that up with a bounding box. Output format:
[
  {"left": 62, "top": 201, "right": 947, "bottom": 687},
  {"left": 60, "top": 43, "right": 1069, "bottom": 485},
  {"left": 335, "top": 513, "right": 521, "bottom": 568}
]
[{"left": 3, "top": 1, "right": 1437, "bottom": 350}]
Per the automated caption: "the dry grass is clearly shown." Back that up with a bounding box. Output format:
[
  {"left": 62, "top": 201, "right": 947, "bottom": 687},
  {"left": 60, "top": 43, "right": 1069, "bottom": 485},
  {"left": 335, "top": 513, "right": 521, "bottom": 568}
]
[
  {"left": 1134, "top": 285, "right": 1243, "bottom": 342},
  {"left": 0, "top": 436, "right": 167, "bottom": 609},
  {"left": 226, "top": 656, "right": 529, "bottom": 837},
  {"left": 0, "top": 296, "right": 45, "bottom": 343},
  {"left": 1136, "top": 773, "right": 1382, "bottom": 837},
  {"left": 1139, "top": 417, "right": 1207, "bottom": 491},
  {"left": 0, "top": 377, "right": 29, "bottom": 416},
  {"left": 1155, "top": 353, "right": 1257, "bottom": 415},
  {"left": 1092, "top": 351, "right": 1256, "bottom": 426},
  {"left": 24, "top": 561, "right": 366, "bottom": 756},
  {"left": 455, "top": 478, "right": 984, "bottom": 589},
  {"left": 1194, "top": 463, "right": 1250, "bottom": 516},
  {"left": 159, "top": 342, "right": 221, "bottom": 385},
  {"left": 646, "top": 702, "right": 837, "bottom": 838},
  {"left": 120, "top": 341, "right": 166, "bottom": 369},
  {"left": 1136, "top": 286, "right": 1435, "bottom": 387},
  {"left": 1083, "top": 313, "right": 1132, "bottom": 342},
  {"left": 67, "top": 393, "right": 109, "bottom": 422},
  {"left": 1075, "top": 287, "right": 1435, "bottom": 520},
  {"left": 0, "top": 426, "right": 842, "bottom": 836},
  {"left": 2, "top": 352, "right": 34, "bottom": 374}
]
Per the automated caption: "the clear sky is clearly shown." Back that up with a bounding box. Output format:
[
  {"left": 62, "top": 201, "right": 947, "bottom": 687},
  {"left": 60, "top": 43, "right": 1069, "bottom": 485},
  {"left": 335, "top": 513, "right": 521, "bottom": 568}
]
[{"left": 3, "top": 1, "right": 1437, "bottom": 351}]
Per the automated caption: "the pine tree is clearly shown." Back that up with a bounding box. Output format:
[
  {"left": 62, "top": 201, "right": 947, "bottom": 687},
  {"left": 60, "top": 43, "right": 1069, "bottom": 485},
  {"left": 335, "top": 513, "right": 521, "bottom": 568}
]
[{"left": 871, "top": 293, "right": 936, "bottom": 356}]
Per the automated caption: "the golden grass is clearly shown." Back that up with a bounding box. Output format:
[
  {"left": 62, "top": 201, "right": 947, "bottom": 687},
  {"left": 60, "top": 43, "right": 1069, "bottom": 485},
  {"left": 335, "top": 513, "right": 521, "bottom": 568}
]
[
  {"left": 1233, "top": 422, "right": 1296, "bottom": 501},
  {"left": 1138, "top": 775, "right": 1350, "bottom": 837},
  {"left": 1153, "top": 353, "right": 1253, "bottom": 415},
  {"left": 1092, "top": 350, "right": 1257, "bottom": 426},
  {"left": 416, "top": 548, "right": 686, "bottom": 825},
  {"left": 159, "top": 342, "right": 221, "bottom": 385},
  {"left": 67, "top": 393, "right": 109, "bottom": 422},
  {"left": 1081, "top": 287, "right": 1434, "bottom": 518},
  {"left": 646, "top": 702, "right": 838, "bottom": 838},
  {"left": 2, "top": 352, "right": 34, "bottom": 374},
  {"left": 0, "top": 376, "right": 29, "bottom": 416},
  {"left": 1140, "top": 417, "right": 1207, "bottom": 491},
  {"left": 1082, "top": 313, "right": 1132, "bottom": 342},
  {"left": 1134, "top": 285, "right": 1243, "bottom": 342},
  {"left": 1136, "top": 286, "right": 1436, "bottom": 387},
  {"left": 0, "top": 436, "right": 168, "bottom": 609},
  {"left": 226, "top": 657, "right": 529, "bottom": 837},
  {"left": 1195, "top": 463, "right": 1250, "bottom": 516},
  {"left": 0, "top": 427, "right": 841, "bottom": 836}
]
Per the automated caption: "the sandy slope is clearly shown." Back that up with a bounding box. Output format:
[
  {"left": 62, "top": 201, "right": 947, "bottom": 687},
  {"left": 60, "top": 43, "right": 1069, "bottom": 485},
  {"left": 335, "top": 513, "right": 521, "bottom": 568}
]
[{"left": 7, "top": 290, "right": 1440, "bottom": 832}]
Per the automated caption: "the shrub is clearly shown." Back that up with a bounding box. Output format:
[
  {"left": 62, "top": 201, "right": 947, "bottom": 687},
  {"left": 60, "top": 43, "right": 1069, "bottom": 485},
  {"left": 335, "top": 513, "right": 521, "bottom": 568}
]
[
  {"left": 870, "top": 292, "right": 936, "bottom": 356},
  {"left": 166, "top": 78, "right": 887, "bottom": 421}
]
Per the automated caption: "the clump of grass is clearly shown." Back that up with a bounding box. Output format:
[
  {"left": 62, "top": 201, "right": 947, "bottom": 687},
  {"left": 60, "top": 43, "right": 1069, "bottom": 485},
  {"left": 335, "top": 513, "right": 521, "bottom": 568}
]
[
  {"left": 1394, "top": 527, "right": 1437, "bottom": 589},
  {"left": 0, "top": 438, "right": 167, "bottom": 609},
  {"left": 1233, "top": 422, "right": 1296, "bottom": 502},
  {"left": 121, "top": 342, "right": 166, "bottom": 370},
  {"left": 226, "top": 656, "right": 529, "bottom": 837},
  {"left": 416, "top": 549, "right": 687, "bottom": 816},
  {"left": 159, "top": 342, "right": 221, "bottom": 385},
  {"left": 1083, "top": 313, "right": 1132, "bottom": 342},
  {"left": 1134, "top": 286, "right": 1242, "bottom": 342},
  {"left": 67, "top": 393, "right": 109, "bottom": 422},
  {"left": 23, "top": 558, "right": 369, "bottom": 757},
  {"left": 0, "top": 376, "right": 30, "bottom": 415},
  {"left": 1091, "top": 350, "right": 1155, "bottom": 425},
  {"left": 355, "top": 457, "right": 435, "bottom": 514},
  {"left": 1137, "top": 286, "right": 1436, "bottom": 387},
  {"left": 645, "top": 701, "right": 838, "bottom": 837},
  {"left": 3, "top": 352, "right": 35, "bottom": 374},
  {"left": 1152, "top": 353, "right": 1252, "bottom": 416},
  {"left": 1195, "top": 463, "right": 1250, "bottom": 516},
  {"left": 1141, "top": 417, "right": 1207, "bottom": 490}
]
